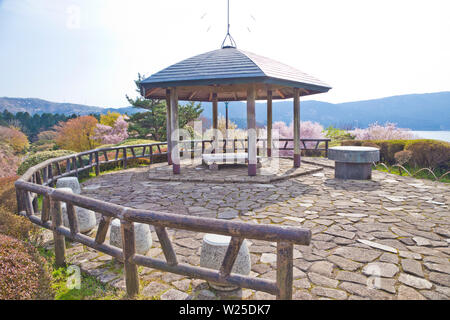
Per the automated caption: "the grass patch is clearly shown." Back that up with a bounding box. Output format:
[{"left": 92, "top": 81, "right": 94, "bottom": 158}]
[{"left": 374, "top": 164, "right": 450, "bottom": 183}]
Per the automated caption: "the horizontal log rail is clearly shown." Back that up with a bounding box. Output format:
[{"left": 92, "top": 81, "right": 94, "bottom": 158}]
[{"left": 15, "top": 140, "right": 315, "bottom": 299}]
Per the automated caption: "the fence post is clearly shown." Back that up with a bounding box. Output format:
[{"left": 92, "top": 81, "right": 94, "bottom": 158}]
[
  {"left": 121, "top": 220, "right": 139, "bottom": 297},
  {"left": 95, "top": 151, "right": 100, "bottom": 176},
  {"left": 276, "top": 241, "right": 293, "bottom": 300},
  {"left": 51, "top": 198, "right": 66, "bottom": 267},
  {"left": 123, "top": 148, "right": 127, "bottom": 169},
  {"left": 325, "top": 140, "right": 329, "bottom": 157}
]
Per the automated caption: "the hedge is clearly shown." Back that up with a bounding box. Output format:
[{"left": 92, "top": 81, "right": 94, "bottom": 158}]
[
  {"left": 341, "top": 139, "right": 450, "bottom": 169},
  {"left": 0, "top": 234, "right": 53, "bottom": 299},
  {"left": 17, "top": 150, "right": 75, "bottom": 176}
]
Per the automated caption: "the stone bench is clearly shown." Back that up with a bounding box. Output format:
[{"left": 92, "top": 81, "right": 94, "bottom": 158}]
[
  {"left": 202, "top": 153, "right": 262, "bottom": 171},
  {"left": 109, "top": 219, "right": 152, "bottom": 255},
  {"left": 328, "top": 146, "right": 380, "bottom": 180}
]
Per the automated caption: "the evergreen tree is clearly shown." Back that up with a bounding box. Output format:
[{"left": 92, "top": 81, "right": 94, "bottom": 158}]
[{"left": 126, "top": 74, "right": 203, "bottom": 141}]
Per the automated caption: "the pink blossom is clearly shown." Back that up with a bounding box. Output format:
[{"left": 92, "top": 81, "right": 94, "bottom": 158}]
[
  {"left": 94, "top": 116, "right": 129, "bottom": 144},
  {"left": 270, "top": 121, "right": 325, "bottom": 156},
  {"left": 351, "top": 122, "right": 414, "bottom": 140}
]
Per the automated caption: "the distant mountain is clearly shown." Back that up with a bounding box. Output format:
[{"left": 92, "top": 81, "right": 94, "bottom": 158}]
[
  {"left": 0, "top": 97, "right": 146, "bottom": 115},
  {"left": 1, "top": 92, "right": 449, "bottom": 130},
  {"left": 201, "top": 92, "right": 450, "bottom": 130}
]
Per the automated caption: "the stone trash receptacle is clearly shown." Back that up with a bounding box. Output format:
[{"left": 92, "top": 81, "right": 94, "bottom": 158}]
[
  {"left": 109, "top": 219, "right": 152, "bottom": 255},
  {"left": 200, "top": 234, "right": 251, "bottom": 291},
  {"left": 56, "top": 187, "right": 97, "bottom": 234},
  {"left": 56, "top": 177, "right": 82, "bottom": 194},
  {"left": 328, "top": 146, "right": 380, "bottom": 180}
]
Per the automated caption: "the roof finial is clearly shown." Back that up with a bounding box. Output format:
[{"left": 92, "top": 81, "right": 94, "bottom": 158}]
[{"left": 221, "top": 0, "right": 236, "bottom": 48}]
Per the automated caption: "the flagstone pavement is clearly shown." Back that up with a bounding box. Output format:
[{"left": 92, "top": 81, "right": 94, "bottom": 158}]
[{"left": 55, "top": 158, "right": 449, "bottom": 300}]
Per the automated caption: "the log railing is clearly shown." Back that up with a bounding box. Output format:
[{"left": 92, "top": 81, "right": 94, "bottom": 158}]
[{"left": 14, "top": 141, "right": 315, "bottom": 299}]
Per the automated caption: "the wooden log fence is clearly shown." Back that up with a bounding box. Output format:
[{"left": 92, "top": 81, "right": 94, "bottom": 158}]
[{"left": 14, "top": 140, "right": 322, "bottom": 299}]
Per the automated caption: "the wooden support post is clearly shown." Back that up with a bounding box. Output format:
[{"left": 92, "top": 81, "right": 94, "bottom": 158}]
[
  {"left": 72, "top": 157, "right": 78, "bottom": 178},
  {"left": 154, "top": 226, "right": 178, "bottom": 266},
  {"left": 170, "top": 88, "right": 180, "bottom": 174},
  {"left": 293, "top": 88, "right": 301, "bottom": 168},
  {"left": 123, "top": 147, "right": 127, "bottom": 169},
  {"left": 219, "top": 237, "right": 243, "bottom": 277},
  {"left": 276, "top": 241, "right": 293, "bottom": 300},
  {"left": 247, "top": 85, "right": 257, "bottom": 176},
  {"left": 95, "top": 216, "right": 112, "bottom": 244},
  {"left": 212, "top": 92, "right": 218, "bottom": 154},
  {"left": 66, "top": 203, "right": 79, "bottom": 235},
  {"left": 121, "top": 220, "right": 139, "bottom": 297},
  {"left": 267, "top": 89, "right": 272, "bottom": 157},
  {"left": 95, "top": 151, "right": 100, "bottom": 176},
  {"left": 51, "top": 199, "right": 66, "bottom": 267},
  {"left": 166, "top": 89, "right": 173, "bottom": 165},
  {"left": 41, "top": 195, "right": 51, "bottom": 223}
]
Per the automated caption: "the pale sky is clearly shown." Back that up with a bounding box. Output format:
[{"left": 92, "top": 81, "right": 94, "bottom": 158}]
[{"left": 0, "top": 0, "right": 449, "bottom": 108}]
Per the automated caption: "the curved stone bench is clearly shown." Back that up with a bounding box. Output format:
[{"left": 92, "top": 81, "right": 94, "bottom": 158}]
[
  {"left": 200, "top": 234, "right": 251, "bottom": 291},
  {"left": 328, "top": 146, "right": 380, "bottom": 180}
]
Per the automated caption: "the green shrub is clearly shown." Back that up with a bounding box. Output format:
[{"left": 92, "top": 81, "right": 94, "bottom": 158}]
[
  {"left": 341, "top": 139, "right": 450, "bottom": 169},
  {"left": 0, "top": 176, "right": 37, "bottom": 239},
  {"left": 17, "top": 150, "right": 75, "bottom": 176},
  {"left": 0, "top": 233, "right": 53, "bottom": 299},
  {"left": 405, "top": 140, "right": 450, "bottom": 169}
]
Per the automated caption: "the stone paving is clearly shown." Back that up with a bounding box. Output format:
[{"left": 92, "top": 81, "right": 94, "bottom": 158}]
[
  {"left": 148, "top": 157, "right": 323, "bottom": 183},
  {"left": 56, "top": 157, "right": 449, "bottom": 300}
]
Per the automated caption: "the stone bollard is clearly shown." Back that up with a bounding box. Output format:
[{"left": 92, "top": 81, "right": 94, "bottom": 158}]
[
  {"left": 57, "top": 187, "right": 97, "bottom": 234},
  {"left": 109, "top": 219, "right": 152, "bottom": 255},
  {"left": 56, "top": 177, "right": 82, "bottom": 194},
  {"left": 200, "top": 234, "right": 251, "bottom": 291}
]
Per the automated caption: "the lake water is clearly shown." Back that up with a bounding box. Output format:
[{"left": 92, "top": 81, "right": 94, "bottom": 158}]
[{"left": 411, "top": 131, "right": 450, "bottom": 142}]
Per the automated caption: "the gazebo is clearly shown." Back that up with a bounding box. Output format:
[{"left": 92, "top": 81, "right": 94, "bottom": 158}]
[{"left": 139, "top": 46, "right": 331, "bottom": 176}]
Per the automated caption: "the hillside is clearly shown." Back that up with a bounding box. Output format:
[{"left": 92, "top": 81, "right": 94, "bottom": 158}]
[{"left": 1, "top": 91, "right": 449, "bottom": 130}]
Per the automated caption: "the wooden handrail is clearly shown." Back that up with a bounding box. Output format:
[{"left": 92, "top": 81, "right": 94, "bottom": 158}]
[{"left": 14, "top": 139, "right": 321, "bottom": 299}]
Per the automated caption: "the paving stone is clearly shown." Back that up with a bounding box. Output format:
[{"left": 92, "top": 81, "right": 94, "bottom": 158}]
[
  {"left": 196, "top": 289, "right": 218, "bottom": 300},
  {"left": 293, "top": 278, "right": 311, "bottom": 289},
  {"left": 401, "top": 259, "right": 424, "bottom": 277},
  {"left": 357, "top": 239, "right": 398, "bottom": 253},
  {"left": 292, "top": 290, "right": 314, "bottom": 300},
  {"left": 254, "top": 291, "right": 276, "bottom": 300},
  {"left": 339, "top": 282, "right": 390, "bottom": 300},
  {"left": 160, "top": 289, "right": 189, "bottom": 300},
  {"left": 424, "top": 263, "right": 450, "bottom": 275},
  {"left": 413, "top": 237, "right": 432, "bottom": 246},
  {"left": 398, "top": 273, "right": 433, "bottom": 289},
  {"left": 371, "top": 278, "right": 397, "bottom": 294},
  {"left": 420, "top": 290, "right": 448, "bottom": 300},
  {"left": 218, "top": 209, "right": 239, "bottom": 219},
  {"left": 311, "top": 287, "right": 347, "bottom": 300},
  {"left": 379, "top": 252, "right": 399, "bottom": 264},
  {"left": 172, "top": 279, "right": 191, "bottom": 291},
  {"left": 397, "top": 285, "right": 426, "bottom": 300},
  {"left": 142, "top": 282, "right": 171, "bottom": 297},
  {"left": 308, "top": 272, "right": 339, "bottom": 288},
  {"left": 362, "top": 262, "right": 399, "bottom": 278},
  {"left": 309, "top": 261, "right": 334, "bottom": 277},
  {"left": 334, "top": 247, "right": 382, "bottom": 263},
  {"left": 327, "top": 255, "right": 363, "bottom": 271},
  {"left": 429, "top": 272, "right": 450, "bottom": 287},
  {"left": 398, "top": 250, "right": 422, "bottom": 260},
  {"left": 336, "top": 271, "right": 367, "bottom": 285},
  {"left": 260, "top": 253, "right": 277, "bottom": 264}
]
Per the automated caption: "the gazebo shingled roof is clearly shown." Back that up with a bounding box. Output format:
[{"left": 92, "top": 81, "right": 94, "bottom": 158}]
[
  {"left": 140, "top": 47, "right": 331, "bottom": 101},
  {"left": 139, "top": 46, "right": 331, "bottom": 176}
]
